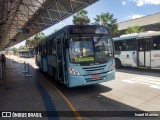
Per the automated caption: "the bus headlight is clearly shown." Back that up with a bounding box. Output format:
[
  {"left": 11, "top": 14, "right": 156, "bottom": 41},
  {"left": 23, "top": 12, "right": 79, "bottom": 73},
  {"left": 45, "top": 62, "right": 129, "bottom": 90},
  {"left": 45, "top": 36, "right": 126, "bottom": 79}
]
[
  {"left": 69, "top": 68, "right": 80, "bottom": 75},
  {"left": 109, "top": 64, "right": 115, "bottom": 71}
]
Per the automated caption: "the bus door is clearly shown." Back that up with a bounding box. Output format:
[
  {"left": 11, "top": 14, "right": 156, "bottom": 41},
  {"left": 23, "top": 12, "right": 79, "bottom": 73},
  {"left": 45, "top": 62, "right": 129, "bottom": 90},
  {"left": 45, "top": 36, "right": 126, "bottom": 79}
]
[
  {"left": 56, "top": 39, "right": 65, "bottom": 81},
  {"left": 138, "top": 38, "right": 151, "bottom": 67}
]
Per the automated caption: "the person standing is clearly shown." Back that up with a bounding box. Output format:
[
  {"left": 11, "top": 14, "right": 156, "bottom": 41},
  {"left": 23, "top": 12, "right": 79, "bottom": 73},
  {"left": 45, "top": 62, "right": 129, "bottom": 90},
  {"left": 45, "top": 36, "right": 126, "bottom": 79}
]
[{"left": 1, "top": 54, "right": 6, "bottom": 67}]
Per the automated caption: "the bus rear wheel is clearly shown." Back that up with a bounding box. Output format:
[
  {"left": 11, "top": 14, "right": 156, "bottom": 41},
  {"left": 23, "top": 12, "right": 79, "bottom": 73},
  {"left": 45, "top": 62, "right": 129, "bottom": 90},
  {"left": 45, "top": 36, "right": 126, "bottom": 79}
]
[{"left": 115, "top": 59, "right": 122, "bottom": 68}]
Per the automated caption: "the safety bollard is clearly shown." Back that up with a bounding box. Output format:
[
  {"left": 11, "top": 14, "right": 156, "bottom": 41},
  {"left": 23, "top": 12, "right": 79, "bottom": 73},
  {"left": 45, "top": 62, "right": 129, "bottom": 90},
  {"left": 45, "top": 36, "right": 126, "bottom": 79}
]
[
  {"left": 0, "top": 64, "right": 2, "bottom": 79},
  {"left": 26, "top": 63, "right": 31, "bottom": 77},
  {"left": 0, "top": 64, "right": 2, "bottom": 80},
  {"left": 0, "top": 64, "right": 4, "bottom": 85},
  {"left": 23, "top": 62, "right": 27, "bottom": 73}
]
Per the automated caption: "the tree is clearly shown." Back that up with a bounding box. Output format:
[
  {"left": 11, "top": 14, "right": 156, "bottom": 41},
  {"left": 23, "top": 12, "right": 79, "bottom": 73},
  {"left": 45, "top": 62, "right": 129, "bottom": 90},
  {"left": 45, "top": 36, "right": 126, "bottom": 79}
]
[
  {"left": 125, "top": 25, "right": 144, "bottom": 34},
  {"left": 53, "top": 29, "right": 59, "bottom": 33},
  {"left": 19, "top": 45, "right": 28, "bottom": 51},
  {"left": 94, "top": 12, "right": 118, "bottom": 36},
  {"left": 25, "top": 38, "right": 32, "bottom": 48},
  {"left": 25, "top": 32, "right": 45, "bottom": 48},
  {"left": 12, "top": 47, "right": 19, "bottom": 55},
  {"left": 73, "top": 9, "right": 90, "bottom": 25}
]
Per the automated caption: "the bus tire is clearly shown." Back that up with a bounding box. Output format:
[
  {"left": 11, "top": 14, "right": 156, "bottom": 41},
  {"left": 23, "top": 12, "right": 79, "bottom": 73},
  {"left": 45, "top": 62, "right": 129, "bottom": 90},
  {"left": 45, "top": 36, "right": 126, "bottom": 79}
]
[{"left": 115, "top": 58, "right": 121, "bottom": 68}]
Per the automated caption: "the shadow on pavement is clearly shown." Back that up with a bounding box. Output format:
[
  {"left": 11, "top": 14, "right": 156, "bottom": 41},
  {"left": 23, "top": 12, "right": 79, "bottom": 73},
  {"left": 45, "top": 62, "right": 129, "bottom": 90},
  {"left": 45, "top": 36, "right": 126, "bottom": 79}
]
[
  {"left": 37, "top": 68, "right": 160, "bottom": 120},
  {"left": 2, "top": 57, "right": 159, "bottom": 120}
]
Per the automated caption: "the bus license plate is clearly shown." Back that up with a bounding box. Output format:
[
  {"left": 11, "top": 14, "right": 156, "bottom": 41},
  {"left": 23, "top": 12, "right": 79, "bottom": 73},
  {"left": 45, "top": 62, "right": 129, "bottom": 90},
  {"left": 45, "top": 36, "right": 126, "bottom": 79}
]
[{"left": 92, "top": 75, "right": 100, "bottom": 79}]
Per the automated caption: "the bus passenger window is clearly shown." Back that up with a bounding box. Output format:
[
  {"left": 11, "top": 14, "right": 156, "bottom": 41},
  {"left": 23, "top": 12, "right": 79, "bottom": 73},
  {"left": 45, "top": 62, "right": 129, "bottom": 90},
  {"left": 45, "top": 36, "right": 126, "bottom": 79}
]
[
  {"left": 153, "top": 37, "right": 160, "bottom": 50},
  {"left": 42, "top": 44, "right": 46, "bottom": 55},
  {"left": 139, "top": 45, "right": 144, "bottom": 51},
  {"left": 126, "top": 39, "right": 136, "bottom": 51},
  {"left": 46, "top": 42, "right": 50, "bottom": 55},
  {"left": 115, "top": 46, "right": 121, "bottom": 51},
  {"left": 119, "top": 46, "right": 122, "bottom": 51},
  {"left": 154, "top": 44, "right": 160, "bottom": 50},
  {"left": 114, "top": 40, "right": 126, "bottom": 51},
  {"left": 114, "top": 42, "right": 120, "bottom": 51},
  {"left": 52, "top": 40, "right": 56, "bottom": 55},
  {"left": 39, "top": 45, "right": 42, "bottom": 54}
]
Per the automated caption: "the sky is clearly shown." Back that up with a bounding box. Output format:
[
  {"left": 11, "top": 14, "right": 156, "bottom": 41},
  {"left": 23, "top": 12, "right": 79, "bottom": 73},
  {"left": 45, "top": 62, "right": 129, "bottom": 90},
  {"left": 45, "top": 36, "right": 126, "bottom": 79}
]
[{"left": 12, "top": 0, "right": 160, "bottom": 48}]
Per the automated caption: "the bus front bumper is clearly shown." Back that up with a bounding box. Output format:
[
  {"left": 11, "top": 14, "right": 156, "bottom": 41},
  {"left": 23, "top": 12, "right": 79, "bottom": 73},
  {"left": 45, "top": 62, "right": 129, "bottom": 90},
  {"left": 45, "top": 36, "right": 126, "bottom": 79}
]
[{"left": 68, "top": 69, "right": 115, "bottom": 87}]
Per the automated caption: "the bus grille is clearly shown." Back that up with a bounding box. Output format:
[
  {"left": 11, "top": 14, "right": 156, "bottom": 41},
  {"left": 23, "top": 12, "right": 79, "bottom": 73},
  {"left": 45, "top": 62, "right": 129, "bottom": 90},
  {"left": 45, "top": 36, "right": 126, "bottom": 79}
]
[
  {"left": 82, "top": 65, "right": 107, "bottom": 82},
  {"left": 82, "top": 65, "right": 106, "bottom": 72}
]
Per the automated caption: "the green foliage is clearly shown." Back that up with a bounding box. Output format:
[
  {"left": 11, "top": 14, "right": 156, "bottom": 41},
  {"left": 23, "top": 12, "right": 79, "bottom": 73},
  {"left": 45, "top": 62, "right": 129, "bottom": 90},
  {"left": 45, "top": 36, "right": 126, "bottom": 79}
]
[
  {"left": 19, "top": 46, "right": 28, "bottom": 50},
  {"left": 12, "top": 47, "right": 19, "bottom": 55},
  {"left": 53, "top": 29, "right": 59, "bottom": 33},
  {"left": 72, "top": 9, "right": 90, "bottom": 25},
  {"left": 94, "top": 12, "right": 118, "bottom": 36},
  {"left": 125, "top": 25, "right": 145, "bottom": 34},
  {"left": 25, "top": 32, "right": 45, "bottom": 48}
]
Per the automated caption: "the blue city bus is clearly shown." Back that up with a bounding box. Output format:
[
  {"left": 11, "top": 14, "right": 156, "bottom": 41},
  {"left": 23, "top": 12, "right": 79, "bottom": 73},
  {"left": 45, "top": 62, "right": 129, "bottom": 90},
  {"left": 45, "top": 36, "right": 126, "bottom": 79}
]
[
  {"left": 35, "top": 25, "right": 115, "bottom": 87},
  {"left": 19, "top": 49, "right": 34, "bottom": 58}
]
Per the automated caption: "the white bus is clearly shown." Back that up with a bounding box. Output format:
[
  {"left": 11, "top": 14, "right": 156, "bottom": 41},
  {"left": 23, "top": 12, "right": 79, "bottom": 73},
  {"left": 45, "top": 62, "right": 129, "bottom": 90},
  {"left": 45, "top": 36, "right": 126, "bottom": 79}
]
[{"left": 113, "top": 31, "right": 160, "bottom": 69}]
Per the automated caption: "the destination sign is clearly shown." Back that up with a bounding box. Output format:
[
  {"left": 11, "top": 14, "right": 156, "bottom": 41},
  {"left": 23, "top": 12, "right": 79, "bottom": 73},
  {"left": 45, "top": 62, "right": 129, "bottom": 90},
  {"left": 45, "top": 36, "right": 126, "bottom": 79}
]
[{"left": 70, "top": 26, "right": 109, "bottom": 34}]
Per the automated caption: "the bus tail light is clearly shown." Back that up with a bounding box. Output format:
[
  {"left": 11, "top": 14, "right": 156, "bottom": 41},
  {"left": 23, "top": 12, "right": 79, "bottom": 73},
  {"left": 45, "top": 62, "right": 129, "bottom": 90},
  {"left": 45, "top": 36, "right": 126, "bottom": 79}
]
[
  {"left": 69, "top": 68, "right": 80, "bottom": 75},
  {"left": 109, "top": 64, "right": 115, "bottom": 71}
]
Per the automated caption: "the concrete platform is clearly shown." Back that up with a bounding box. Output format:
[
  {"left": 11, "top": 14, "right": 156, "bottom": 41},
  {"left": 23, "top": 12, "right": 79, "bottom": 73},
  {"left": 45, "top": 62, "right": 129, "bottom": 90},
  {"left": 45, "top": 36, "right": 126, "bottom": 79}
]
[
  {"left": 0, "top": 55, "right": 78, "bottom": 120},
  {"left": 1, "top": 55, "right": 160, "bottom": 120}
]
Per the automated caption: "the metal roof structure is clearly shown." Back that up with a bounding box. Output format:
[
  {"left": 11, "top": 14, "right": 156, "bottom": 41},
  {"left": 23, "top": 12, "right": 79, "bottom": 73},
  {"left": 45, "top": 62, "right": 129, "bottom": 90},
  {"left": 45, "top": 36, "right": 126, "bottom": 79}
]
[{"left": 0, "top": 0, "right": 98, "bottom": 50}]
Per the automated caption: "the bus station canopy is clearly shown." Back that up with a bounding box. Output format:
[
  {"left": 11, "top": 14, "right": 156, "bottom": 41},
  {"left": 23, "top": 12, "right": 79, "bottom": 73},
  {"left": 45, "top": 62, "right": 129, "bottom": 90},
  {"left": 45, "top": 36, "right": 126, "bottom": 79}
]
[{"left": 0, "top": 0, "right": 98, "bottom": 50}]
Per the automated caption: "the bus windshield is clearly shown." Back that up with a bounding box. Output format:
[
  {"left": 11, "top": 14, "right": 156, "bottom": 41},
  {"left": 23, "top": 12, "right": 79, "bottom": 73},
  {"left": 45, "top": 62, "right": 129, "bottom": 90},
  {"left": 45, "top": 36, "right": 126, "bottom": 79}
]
[{"left": 69, "top": 36, "right": 113, "bottom": 63}]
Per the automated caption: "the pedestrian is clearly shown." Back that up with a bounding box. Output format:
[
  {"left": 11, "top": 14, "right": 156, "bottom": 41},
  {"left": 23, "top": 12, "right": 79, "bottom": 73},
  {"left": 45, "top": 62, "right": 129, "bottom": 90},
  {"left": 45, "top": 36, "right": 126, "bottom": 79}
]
[{"left": 1, "top": 54, "right": 6, "bottom": 67}]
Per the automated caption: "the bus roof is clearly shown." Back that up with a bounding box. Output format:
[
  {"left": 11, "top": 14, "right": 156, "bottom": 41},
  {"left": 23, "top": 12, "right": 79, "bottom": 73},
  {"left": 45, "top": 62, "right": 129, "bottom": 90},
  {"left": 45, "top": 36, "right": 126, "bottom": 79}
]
[
  {"left": 138, "top": 31, "right": 160, "bottom": 37},
  {"left": 113, "top": 34, "right": 138, "bottom": 41},
  {"left": 38, "top": 25, "right": 110, "bottom": 45},
  {"left": 113, "top": 31, "right": 160, "bottom": 41}
]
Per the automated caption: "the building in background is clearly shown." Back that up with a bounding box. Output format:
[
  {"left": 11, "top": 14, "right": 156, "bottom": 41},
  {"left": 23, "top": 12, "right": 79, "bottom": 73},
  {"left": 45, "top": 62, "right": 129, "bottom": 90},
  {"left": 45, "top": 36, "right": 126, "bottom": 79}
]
[{"left": 117, "top": 13, "right": 160, "bottom": 36}]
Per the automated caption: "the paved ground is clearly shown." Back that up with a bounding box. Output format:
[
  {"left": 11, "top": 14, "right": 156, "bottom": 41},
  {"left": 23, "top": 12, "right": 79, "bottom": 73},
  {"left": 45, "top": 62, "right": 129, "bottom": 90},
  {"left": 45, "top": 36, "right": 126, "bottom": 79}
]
[
  {"left": 0, "top": 55, "right": 77, "bottom": 120},
  {"left": 2, "top": 55, "right": 160, "bottom": 120},
  {"left": 45, "top": 67, "right": 160, "bottom": 120}
]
